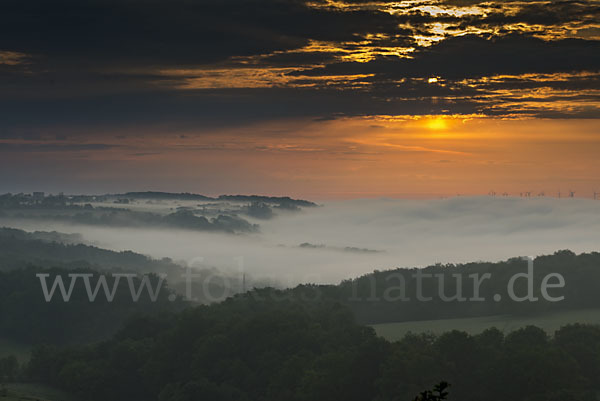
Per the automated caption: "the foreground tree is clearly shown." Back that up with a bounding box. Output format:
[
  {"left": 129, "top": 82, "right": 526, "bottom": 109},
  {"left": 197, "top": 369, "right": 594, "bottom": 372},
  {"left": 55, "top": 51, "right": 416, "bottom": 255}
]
[{"left": 413, "top": 382, "right": 450, "bottom": 401}]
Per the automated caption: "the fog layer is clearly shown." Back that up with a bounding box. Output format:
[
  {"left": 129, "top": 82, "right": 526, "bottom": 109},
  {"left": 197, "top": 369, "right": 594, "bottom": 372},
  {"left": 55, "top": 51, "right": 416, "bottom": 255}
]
[{"left": 3, "top": 197, "right": 600, "bottom": 285}]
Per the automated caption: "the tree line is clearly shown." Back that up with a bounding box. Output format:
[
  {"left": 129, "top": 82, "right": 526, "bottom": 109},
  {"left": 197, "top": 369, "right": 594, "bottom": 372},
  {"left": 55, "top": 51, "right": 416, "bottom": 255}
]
[{"left": 19, "top": 291, "right": 600, "bottom": 401}]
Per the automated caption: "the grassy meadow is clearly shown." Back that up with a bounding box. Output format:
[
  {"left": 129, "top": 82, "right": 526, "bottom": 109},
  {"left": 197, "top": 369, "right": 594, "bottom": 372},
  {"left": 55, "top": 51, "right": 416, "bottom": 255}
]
[
  {"left": 1, "top": 383, "right": 72, "bottom": 401},
  {"left": 371, "top": 308, "right": 600, "bottom": 341},
  {"left": 0, "top": 338, "right": 30, "bottom": 364}
]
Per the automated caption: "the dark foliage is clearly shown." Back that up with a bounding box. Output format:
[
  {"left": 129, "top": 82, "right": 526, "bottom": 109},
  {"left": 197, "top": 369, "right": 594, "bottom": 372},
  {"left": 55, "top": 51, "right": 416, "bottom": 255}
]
[
  {"left": 0, "top": 227, "right": 181, "bottom": 274},
  {"left": 413, "top": 382, "right": 450, "bottom": 401},
  {"left": 0, "top": 193, "right": 259, "bottom": 233},
  {"left": 23, "top": 289, "right": 600, "bottom": 401},
  {"left": 308, "top": 250, "right": 600, "bottom": 324},
  {"left": 0, "top": 267, "right": 185, "bottom": 344}
]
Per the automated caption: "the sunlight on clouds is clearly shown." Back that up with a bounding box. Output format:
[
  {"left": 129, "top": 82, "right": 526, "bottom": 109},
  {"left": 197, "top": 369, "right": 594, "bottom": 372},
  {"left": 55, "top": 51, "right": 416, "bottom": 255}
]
[
  {"left": 247, "top": 38, "right": 415, "bottom": 64},
  {"left": 151, "top": 0, "right": 598, "bottom": 118},
  {"left": 291, "top": 39, "right": 415, "bottom": 63},
  {"left": 306, "top": 0, "right": 598, "bottom": 46},
  {"left": 158, "top": 67, "right": 298, "bottom": 89},
  {"left": 158, "top": 62, "right": 374, "bottom": 89},
  {"left": 408, "top": 4, "right": 487, "bottom": 17},
  {"left": 0, "top": 50, "right": 28, "bottom": 65}
]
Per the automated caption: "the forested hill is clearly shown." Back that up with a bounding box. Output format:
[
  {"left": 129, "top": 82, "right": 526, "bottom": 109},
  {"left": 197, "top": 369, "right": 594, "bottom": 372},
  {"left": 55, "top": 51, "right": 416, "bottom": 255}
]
[
  {"left": 1, "top": 240, "right": 600, "bottom": 399},
  {"left": 73, "top": 192, "right": 318, "bottom": 207},
  {"left": 0, "top": 192, "right": 313, "bottom": 231},
  {"left": 2, "top": 227, "right": 600, "bottom": 326},
  {"left": 285, "top": 250, "right": 600, "bottom": 325},
  {"left": 0, "top": 267, "right": 186, "bottom": 344},
  {"left": 25, "top": 291, "right": 600, "bottom": 401},
  {"left": 0, "top": 227, "right": 243, "bottom": 305},
  {"left": 0, "top": 227, "right": 181, "bottom": 274}
]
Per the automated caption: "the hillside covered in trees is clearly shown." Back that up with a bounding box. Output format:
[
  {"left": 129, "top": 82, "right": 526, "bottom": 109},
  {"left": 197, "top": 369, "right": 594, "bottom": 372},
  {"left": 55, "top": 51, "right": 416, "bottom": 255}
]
[
  {"left": 0, "top": 227, "right": 181, "bottom": 274},
  {"left": 3, "top": 227, "right": 600, "bottom": 331},
  {"left": 23, "top": 292, "right": 600, "bottom": 401},
  {"left": 0, "top": 267, "right": 186, "bottom": 344},
  {"left": 2, "top": 227, "right": 600, "bottom": 399},
  {"left": 330, "top": 250, "right": 600, "bottom": 324},
  {"left": 0, "top": 192, "right": 317, "bottom": 233}
]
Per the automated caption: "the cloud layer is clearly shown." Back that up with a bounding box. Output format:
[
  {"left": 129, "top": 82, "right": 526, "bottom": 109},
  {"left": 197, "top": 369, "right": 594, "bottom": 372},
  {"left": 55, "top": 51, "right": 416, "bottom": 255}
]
[{"left": 1, "top": 0, "right": 599, "bottom": 135}]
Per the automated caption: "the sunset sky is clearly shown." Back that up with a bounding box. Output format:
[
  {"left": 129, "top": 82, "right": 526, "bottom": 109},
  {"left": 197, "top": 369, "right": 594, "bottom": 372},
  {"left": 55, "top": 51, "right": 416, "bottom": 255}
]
[{"left": 1, "top": 0, "right": 599, "bottom": 198}]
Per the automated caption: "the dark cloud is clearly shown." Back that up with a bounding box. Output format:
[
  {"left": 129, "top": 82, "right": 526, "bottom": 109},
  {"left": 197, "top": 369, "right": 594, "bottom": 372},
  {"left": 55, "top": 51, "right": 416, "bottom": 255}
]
[
  {"left": 0, "top": 0, "right": 598, "bottom": 129},
  {"left": 0, "top": 0, "right": 410, "bottom": 67},
  {"left": 440, "top": 0, "right": 577, "bottom": 5},
  {"left": 470, "top": 74, "right": 600, "bottom": 92},
  {"left": 256, "top": 51, "right": 343, "bottom": 67},
  {"left": 0, "top": 142, "right": 118, "bottom": 152},
  {"left": 0, "top": 86, "right": 487, "bottom": 137},
  {"left": 460, "top": 1, "right": 600, "bottom": 28},
  {"left": 294, "top": 35, "right": 600, "bottom": 79}
]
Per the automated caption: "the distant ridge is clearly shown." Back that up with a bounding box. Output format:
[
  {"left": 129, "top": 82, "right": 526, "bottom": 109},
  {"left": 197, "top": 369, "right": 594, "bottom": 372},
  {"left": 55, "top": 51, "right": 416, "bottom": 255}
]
[
  {"left": 119, "top": 191, "right": 212, "bottom": 200},
  {"left": 2, "top": 191, "right": 318, "bottom": 207},
  {"left": 113, "top": 192, "right": 318, "bottom": 207}
]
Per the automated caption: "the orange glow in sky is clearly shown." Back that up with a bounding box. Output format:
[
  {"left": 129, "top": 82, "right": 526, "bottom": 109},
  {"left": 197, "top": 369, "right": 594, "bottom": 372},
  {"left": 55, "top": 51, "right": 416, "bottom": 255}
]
[{"left": 2, "top": 116, "right": 598, "bottom": 199}]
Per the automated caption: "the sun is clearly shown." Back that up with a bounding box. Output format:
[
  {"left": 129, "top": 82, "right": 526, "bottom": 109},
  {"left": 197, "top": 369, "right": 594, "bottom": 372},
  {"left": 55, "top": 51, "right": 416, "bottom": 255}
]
[{"left": 425, "top": 116, "right": 448, "bottom": 130}]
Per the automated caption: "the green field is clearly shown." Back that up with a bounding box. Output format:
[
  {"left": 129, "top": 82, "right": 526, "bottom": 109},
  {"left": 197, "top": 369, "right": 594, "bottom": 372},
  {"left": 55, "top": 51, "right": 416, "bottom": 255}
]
[
  {"left": 0, "top": 383, "right": 72, "bottom": 401},
  {"left": 0, "top": 338, "right": 30, "bottom": 364},
  {"left": 0, "top": 341, "right": 70, "bottom": 400},
  {"left": 371, "top": 308, "right": 600, "bottom": 341}
]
